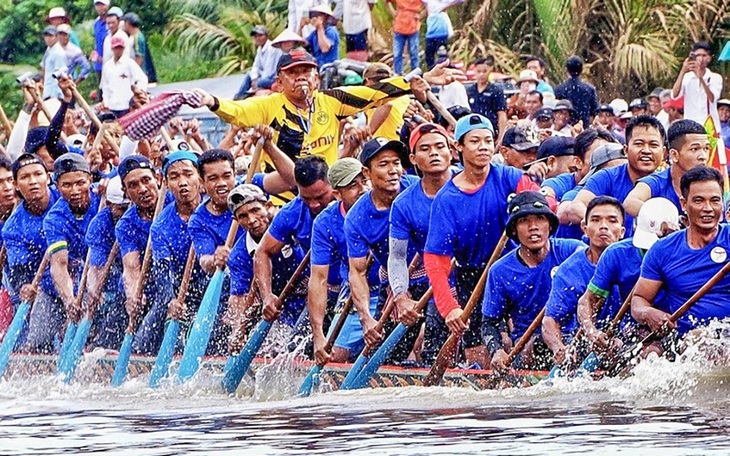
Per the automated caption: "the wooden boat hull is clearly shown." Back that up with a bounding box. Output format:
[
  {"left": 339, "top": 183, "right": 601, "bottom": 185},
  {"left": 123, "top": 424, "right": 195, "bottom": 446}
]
[{"left": 2, "top": 354, "right": 548, "bottom": 390}]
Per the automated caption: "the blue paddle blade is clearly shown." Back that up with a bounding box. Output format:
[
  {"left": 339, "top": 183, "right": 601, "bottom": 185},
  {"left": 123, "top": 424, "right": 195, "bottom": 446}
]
[
  {"left": 149, "top": 320, "right": 181, "bottom": 389},
  {"left": 111, "top": 333, "right": 133, "bottom": 387},
  {"left": 351, "top": 323, "right": 408, "bottom": 390},
  {"left": 297, "top": 364, "right": 321, "bottom": 397},
  {"left": 61, "top": 316, "right": 92, "bottom": 383},
  {"left": 719, "top": 41, "right": 730, "bottom": 62},
  {"left": 546, "top": 364, "right": 563, "bottom": 379},
  {"left": 577, "top": 352, "right": 600, "bottom": 374},
  {"left": 177, "top": 270, "right": 225, "bottom": 383},
  {"left": 56, "top": 322, "right": 78, "bottom": 374},
  {"left": 0, "top": 301, "right": 31, "bottom": 379},
  {"left": 221, "top": 319, "right": 272, "bottom": 394},
  {"left": 339, "top": 352, "right": 368, "bottom": 390}
]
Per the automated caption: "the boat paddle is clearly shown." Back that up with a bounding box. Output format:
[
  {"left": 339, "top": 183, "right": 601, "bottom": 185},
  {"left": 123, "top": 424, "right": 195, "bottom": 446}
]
[
  {"left": 348, "top": 259, "right": 457, "bottom": 390},
  {"left": 423, "top": 232, "right": 509, "bottom": 387},
  {"left": 339, "top": 254, "right": 421, "bottom": 390},
  {"left": 111, "top": 182, "right": 168, "bottom": 386},
  {"left": 0, "top": 250, "right": 51, "bottom": 379},
  {"left": 61, "top": 241, "right": 120, "bottom": 382},
  {"left": 297, "top": 254, "right": 375, "bottom": 396},
  {"left": 221, "top": 250, "right": 311, "bottom": 394},
  {"left": 148, "top": 244, "right": 196, "bottom": 388},
  {"left": 176, "top": 220, "right": 239, "bottom": 384},
  {"left": 607, "top": 260, "right": 730, "bottom": 377}
]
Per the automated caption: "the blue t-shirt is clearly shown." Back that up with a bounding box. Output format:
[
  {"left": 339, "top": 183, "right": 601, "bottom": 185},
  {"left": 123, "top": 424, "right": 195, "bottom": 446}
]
[
  {"left": 641, "top": 225, "right": 730, "bottom": 335},
  {"left": 546, "top": 247, "right": 621, "bottom": 334},
  {"left": 268, "top": 196, "right": 315, "bottom": 251},
  {"left": 2, "top": 189, "right": 60, "bottom": 295},
  {"left": 588, "top": 237, "right": 642, "bottom": 304},
  {"left": 188, "top": 201, "right": 243, "bottom": 258},
  {"left": 85, "top": 206, "right": 123, "bottom": 294},
  {"left": 116, "top": 205, "right": 152, "bottom": 258},
  {"left": 555, "top": 184, "right": 584, "bottom": 240},
  {"left": 345, "top": 175, "right": 419, "bottom": 270},
  {"left": 425, "top": 164, "right": 523, "bottom": 268},
  {"left": 307, "top": 25, "right": 340, "bottom": 68},
  {"left": 390, "top": 178, "right": 433, "bottom": 255},
  {"left": 637, "top": 167, "right": 682, "bottom": 214},
  {"left": 229, "top": 233, "right": 305, "bottom": 325},
  {"left": 93, "top": 17, "right": 108, "bottom": 72},
  {"left": 542, "top": 172, "right": 577, "bottom": 201},
  {"left": 584, "top": 163, "right": 636, "bottom": 236},
  {"left": 482, "top": 237, "right": 585, "bottom": 340},
  {"left": 44, "top": 191, "right": 102, "bottom": 263}
]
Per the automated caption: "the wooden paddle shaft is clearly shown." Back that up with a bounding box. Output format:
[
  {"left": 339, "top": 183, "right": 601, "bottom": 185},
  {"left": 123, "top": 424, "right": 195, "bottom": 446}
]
[
  {"left": 175, "top": 244, "right": 197, "bottom": 303},
  {"left": 426, "top": 92, "right": 457, "bottom": 128},
  {"left": 667, "top": 260, "right": 730, "bottom": 325},
  {"left": 505, "top": 307, "right": 546, "bottom": 366},
  {"left": 160, "top": 127, "right": 176, "bottom": 151},
  {"left": 276, "top": 250, "right": 311, "bottom": 306},
  {"left": 29, "top": 88, "right": 67, "bottom": 142},
  {"left": 126, "top": 182, "right": 168, "bottom": 333},
  {"left": 32, "top": 250, "right": 52, "bottom": 289},
  {"left": 245, "top": 137, "right": 265, "bottom": 185},
  {"left": 604, "top": 288, "right": 635, "bottom": 339},
  {"left": 71, "top": 87, "right": 120, "bottom": 155}
]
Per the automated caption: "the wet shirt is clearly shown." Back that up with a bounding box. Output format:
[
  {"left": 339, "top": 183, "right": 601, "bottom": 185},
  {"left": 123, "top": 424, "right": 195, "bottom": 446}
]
[
  {"left": 641, "top": 225, "right": 730, "bottom": 335},
  {"left": 482, "top": 237, "right": 585, "bottom": 340},
  {"left": 44, "top": 191, "right": 102, "bottom": 263},
  {"left": 584, "top": 163, "right": 635, "bottom": 236},
  {"left": 345, "top": 175, "right": 420, "bottom": 269},
  {"left": 546, "top": 247, "right": 621, "bottom": 334},
  {"left": 425, "top": 163, "right": 523, "bottom": 268},
  {"left": 188, "top": 200, "right": 243, "bottom": 258},
  {"left": 86, "top": 206, "right": 123, "bottom": 294},
  {"left": 390, "top": 177, "right": 434, "bottom": 255},
  {"left": 588, "top": 237, "right": 643, "bottom": 304},
  {"left": 637, "top": 167, "right": 682, "bottom": 214},
  {"left": 116, "top": 205, "right": 153, "bottom": 258},
  {"left": 542, "top": 172, "right": 577, "bottom": 201},
  {"left": 269, "top": 196, "right": 315, "bottom": 251},
  {"left": 2, "top": 189, "right": 60, "bottom": 295}
]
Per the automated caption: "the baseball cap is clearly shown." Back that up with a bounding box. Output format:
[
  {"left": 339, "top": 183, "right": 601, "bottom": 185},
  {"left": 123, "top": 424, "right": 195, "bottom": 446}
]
[
  {"left": 43, "top": 26, "right": 58, "bottom": 36},
  {"left": 454, "top": 114, "right": 494, "bottom": 142},
  {"left": 534, "top": 107, "right": 553, "bottom": 120},
  {"left": 54, "top": 153, "right": 90, "bottom": 179},
  {"left": 409, "top": 122, "right": 450, "bottom": 153},
  {"left": 162, "top": 150, "right": 199, "bottom": 176},
  {"left": 56, "top": 24, "right": 72, "bottom": 35},
  {"left": 118, "top": 155, "right": 153, "bottom": 183},
  {"left": 11, "top": 153, "right": 46, "bottom": 179},
  {"left": 227, "top": 184, "right": 268, "bottom": 214},
  {"left": 629, "top": 98, "right": 648, "bottom": 110},
  {"left": 502, "top": 125, "right": 539, "bottom": 151},
  {"left": 363, "top": 62, "right": 392, "bottom": 80},
  {"left": 106, "top": 175, "right": 130, "bottom": 205},
  {"left": 111, "top": 36, "right": 126, "bottom": 49},
  {"left": 633, "top": 197, "right": 679, "bottom": 250},
  {"left": 66, "top": 133, "right": 85, "bottom": 148},
  {"left": 537, "top": 136, "right": 576, "bottom": 160},
  {"left": 646, "top": 87, "right": 664, "bottom": 100},
  {"left": 250, "top": 25, "right": 268, "bottom": 36},
  {"left": 609, "top": 98, "right": 628, "bottom": 116},
  {"left": 47, "top": 7, "right": 67, "bottom": 21},
  {"left": 94, "top": 0, "right": 111, "bottom": 6},
  {"left": 580, "top": 142, "right": 626, "bottom": 184},
  {"left": 717, "top": 99, "right": 730, "bottom": 108},
  {"left": 107, "top": 6, "right": 124, "bottom": 17},
  {"left": 359, "top": 137, "right": 409, "bottom": 167},
  {"left": 328, "top": 157, "right": 364, "bottom": 188},
  {"left": 663, "top": 96, "right": 684, "bottom": 111},
  {"left": 276, "top": 49, "right": 317, "bottom": 74},
  {"left": 596, "top": 103, "right": 614, "bottom": 114}
]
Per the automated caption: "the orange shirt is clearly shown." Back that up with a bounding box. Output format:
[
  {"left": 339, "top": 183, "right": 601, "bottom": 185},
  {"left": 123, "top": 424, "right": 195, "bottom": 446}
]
[{"left": 393, "top": 0, "right": 423, "bottom": 35}]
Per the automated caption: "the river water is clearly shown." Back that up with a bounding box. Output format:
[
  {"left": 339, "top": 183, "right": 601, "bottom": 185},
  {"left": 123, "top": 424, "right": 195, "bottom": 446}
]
[{"left": 3, "top": 335, "right": 730, "bottom": 455}]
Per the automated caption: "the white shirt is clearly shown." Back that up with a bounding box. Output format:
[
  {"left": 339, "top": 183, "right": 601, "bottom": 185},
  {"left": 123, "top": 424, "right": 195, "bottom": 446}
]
[
  {"left": 679, "top": 69, "right": 723, "bottom": 126},
  {"left": 342, "top": 0, "right": 375, "bottom": 35},
  {"left": 101, "top": 55, "right": 148, "bottom": 111},
  {"left": 288, "top": 0, "right": 324, "bottom": 39},
  {"left": 656, "top": 110, "right": 670, "bottom": 131},
  {"left": 250, "top": 40, "right": 282, "bottom": 81},
  {"left": 438, "top": 81, "right": 469, "bottom": 109},
  {"left": 102, "top": 29, "right": 132, "bottom": 64}
]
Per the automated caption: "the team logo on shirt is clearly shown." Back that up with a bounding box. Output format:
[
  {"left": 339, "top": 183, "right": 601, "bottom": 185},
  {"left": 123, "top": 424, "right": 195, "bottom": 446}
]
[
  {"left": 710, "top": 246, "right": 727, "bottom": 263},
  {"left": 316, "top": 111, "right": 329, "bottom": 125}
]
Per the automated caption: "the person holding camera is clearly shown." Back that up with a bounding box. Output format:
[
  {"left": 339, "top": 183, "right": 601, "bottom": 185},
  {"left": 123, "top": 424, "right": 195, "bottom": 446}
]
[{"left": 671, "top": 41, "right": 723, "bottom": 127}]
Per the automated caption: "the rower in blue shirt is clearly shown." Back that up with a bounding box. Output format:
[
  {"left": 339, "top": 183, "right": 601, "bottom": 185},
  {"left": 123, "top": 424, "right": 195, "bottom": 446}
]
[
  {"left": 624, "top": 119, "right": 709, "bottom": 217},
  {"left": 568, "top": 115, "right": 667, "bottom": 237},
  {"left": 542, "top": 196, "right": 625, "bottom": 366},
  {"left": 633, "top": 167, "right": 730, "bottom": 346},
  {"left": 578, "top": 197, "right": 679, "bottom": 358},
  {"left": 26, "top": 154, "right": 100, "bottom": 353},
  {"left": 482, "top": 191, "right": 584, "bottom": 372},
  {"left": 3, "top": 154, "right": 57, "bottom": 349},
  {"left": 226, "top": 185, "right": 306, "bottom": 352},
  {"left": 83, "top": 175, "right": 128, "bottom": 349},
  {"left": 345, "top": 137, "right": 420, "bottom": 363},
  {"left": 389, "top": 123, "right": 454, "bottom": 365}
]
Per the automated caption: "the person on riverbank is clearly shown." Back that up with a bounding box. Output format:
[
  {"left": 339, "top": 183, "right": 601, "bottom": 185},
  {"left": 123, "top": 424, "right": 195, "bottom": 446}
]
[{"left": 671, "top": 41, "right": 723, "bottom": 127}]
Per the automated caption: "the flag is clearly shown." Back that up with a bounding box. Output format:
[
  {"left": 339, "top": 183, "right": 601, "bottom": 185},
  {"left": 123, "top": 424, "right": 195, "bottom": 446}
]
[
  {"left": 704, "top": 115, "right": 730, "bottom": 196},
  {"left": 118, "top": 91, "right": 203, "bottom": 141}
]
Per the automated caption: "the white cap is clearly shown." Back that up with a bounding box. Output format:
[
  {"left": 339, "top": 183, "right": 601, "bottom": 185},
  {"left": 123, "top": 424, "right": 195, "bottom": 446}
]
[
  {"left": 48, "top": 7, "right": 67, "bottom": 19},
  {"left": 633, "top": 197, "right": 680, "bottom": 250},
  {"left": 66, "top": 133, "right": 86, "bottom": 148},
  {"left": 718, "top": 99, "right": 730, "bottom": 108},
  {"left": 106, "top": 175, "right": 130, "bottom": 205},
  {"left": 94, "top": 0, "right": 111, "bottom": 6},
  {"left": 609, "top": 98, "right": 629, "bottom": 117}
]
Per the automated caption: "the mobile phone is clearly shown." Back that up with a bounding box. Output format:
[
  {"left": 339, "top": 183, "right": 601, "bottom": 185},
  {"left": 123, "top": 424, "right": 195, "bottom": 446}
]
[{"left": 688, "top": 52, "right": 696, "bottom": 61}]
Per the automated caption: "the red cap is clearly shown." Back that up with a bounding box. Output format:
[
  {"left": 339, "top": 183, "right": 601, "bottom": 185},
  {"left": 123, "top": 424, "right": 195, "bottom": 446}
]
[
  {"left": 663, "top": 96, "right": 684, "bottom": 110},
  {"left": 409, "top": 123, "right": 451, "bottom": 153},
  {"left": 111, "top": 36, "right": 126, "bottom": 49}
]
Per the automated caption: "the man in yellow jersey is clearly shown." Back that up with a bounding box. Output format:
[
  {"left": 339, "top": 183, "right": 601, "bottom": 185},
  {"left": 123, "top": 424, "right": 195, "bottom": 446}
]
[
  {"left": 362, "top": 62, "right": 415, "bottom": 140},
  {"left": 194, "top": 49, "right": 460, "bottom": 165}
]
